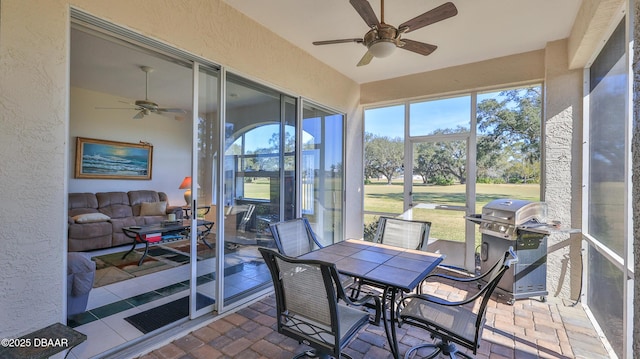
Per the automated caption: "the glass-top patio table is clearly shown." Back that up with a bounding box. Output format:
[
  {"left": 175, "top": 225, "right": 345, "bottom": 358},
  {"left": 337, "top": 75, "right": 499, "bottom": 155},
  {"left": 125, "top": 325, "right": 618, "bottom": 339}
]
[
  {"left": 299, "top": 239, "right": 444, "bottom": 359},
  {"left": 121, "top": 219, "right": 213, "bottom": 266}
]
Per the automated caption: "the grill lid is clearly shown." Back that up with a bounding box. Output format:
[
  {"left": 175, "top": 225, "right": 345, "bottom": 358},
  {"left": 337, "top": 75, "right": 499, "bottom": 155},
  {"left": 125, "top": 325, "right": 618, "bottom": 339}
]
[{"left": 482, "top": 199, "right": 547, "bottom": 226}]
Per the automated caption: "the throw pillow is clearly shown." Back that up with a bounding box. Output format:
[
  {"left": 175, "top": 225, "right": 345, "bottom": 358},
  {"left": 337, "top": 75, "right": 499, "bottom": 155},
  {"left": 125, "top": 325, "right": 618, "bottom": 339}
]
[
  {"left": 140, "top": 201, "right": 167, "bottom": 216},
  {"left": 72, "top": 212, "right": 111, "bottom": 223}
]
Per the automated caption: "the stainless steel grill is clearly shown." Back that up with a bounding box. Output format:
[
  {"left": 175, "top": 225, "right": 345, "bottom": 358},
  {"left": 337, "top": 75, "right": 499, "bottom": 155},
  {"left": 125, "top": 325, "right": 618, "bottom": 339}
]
[
  {"left": 477, "top": 199, "right": 548, "bottom": 239},
  {"left": 467, "top": 199, "right": 550, "bottom": 304}
]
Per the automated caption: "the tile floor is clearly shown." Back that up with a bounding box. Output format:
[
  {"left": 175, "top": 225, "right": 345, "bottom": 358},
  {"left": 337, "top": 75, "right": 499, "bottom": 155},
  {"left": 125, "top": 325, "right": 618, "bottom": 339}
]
[
  {"left": 67, "top": 243, "right": 271, "bottom": 359},
  {"left": 133, "top": 266, "right": 613, "bottom": 359}
]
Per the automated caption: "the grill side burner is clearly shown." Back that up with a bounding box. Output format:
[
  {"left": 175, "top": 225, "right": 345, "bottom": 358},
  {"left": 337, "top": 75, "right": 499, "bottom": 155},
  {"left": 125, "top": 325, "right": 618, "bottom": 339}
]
[{"left": 467, "top": 199, "right": 550, "bottom": 304}]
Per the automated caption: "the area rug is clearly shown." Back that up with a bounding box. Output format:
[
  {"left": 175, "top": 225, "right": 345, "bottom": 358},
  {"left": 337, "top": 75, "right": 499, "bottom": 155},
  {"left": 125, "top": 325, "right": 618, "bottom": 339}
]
[
  {"left": 92, "top": 239, "right": 237, "bottom": 288},
  {"left": 124, "top": 293, "right": 215, "bottom": 334},
  {"left": 92, "top": 249, "right": 187, "bottom": 288},
  {"left": 162, "top": 240, "right": 236, "bottom": 260}
]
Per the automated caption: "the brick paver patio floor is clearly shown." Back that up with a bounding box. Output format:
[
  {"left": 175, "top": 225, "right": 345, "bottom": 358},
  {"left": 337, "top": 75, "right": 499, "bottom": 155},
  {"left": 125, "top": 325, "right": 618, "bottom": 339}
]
[{"left": 138, "top": 270, "right": 611, "bottom": 359}]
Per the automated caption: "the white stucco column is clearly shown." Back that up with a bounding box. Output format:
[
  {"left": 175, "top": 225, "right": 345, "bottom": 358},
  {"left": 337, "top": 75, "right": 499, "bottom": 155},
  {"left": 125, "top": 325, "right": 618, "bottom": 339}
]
[{"left": 543, "top": 39, "right": 584, "bottom": 300}]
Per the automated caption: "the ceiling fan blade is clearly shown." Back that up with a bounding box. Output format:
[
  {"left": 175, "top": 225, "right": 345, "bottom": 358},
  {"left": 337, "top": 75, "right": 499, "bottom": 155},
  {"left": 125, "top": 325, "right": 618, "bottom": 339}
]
[
  {"left": 356, "top": 51, "right": 374, "bottom": 67},
  {"left": 313, "top": 38, "right": 364, "bottom": 46},
  {"left": 133, "top": 110, "right": 145, "bottom": 119},
  {"left": 398, "top": 2, "right": 458, "bottom": 33},
  {"left": 349, "top": 0, "right": 380, "bottom": 28},
  {"left": 398, "top": 39, "right": 438, "bottom": 56},
  {"left": 95, "top": 106, "right": 137, "bottom": 110},
  {"left": 157, "top": 108, "right": 187, "bottom": 114}
]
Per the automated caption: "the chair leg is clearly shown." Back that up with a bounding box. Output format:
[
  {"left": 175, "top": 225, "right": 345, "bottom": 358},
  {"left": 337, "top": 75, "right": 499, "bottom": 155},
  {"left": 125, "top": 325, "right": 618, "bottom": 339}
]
[
  {"left": 292, "top": 349, "right": 354, "bottom": 359},
  {"left": 404, "top": 343, "right": 441, "bottom": 359},
  {"left": 292, "top": 349, "right": 322, "bottom": 359},
  {"left": 432, "top": 339, "right": 473, "bottom": 359}
]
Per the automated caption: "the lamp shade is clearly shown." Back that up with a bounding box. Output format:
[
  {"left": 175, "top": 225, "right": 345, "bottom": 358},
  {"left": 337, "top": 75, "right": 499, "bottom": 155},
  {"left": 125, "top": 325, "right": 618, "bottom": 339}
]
[
  {"left": 368, "top": 40, "right": 396, "bottom": 58},
  {"left": 179, "top": 177, "right": 192, "bottom": 189},
  {"left": 179, "top": 176, "right": 192, "bottom": 205}
]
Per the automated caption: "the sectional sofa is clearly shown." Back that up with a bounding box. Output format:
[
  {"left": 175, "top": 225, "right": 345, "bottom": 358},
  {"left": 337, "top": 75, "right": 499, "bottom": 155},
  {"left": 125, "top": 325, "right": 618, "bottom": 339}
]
[{"left": 68, "top": 190, "right": 182, "bottom": 252}]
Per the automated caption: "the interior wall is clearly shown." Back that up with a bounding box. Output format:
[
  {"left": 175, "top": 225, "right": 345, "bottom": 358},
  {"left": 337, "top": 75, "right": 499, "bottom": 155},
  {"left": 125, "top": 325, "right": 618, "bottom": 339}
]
[{"left": 69, "top": 87, "right": 192, "bottom": 206}]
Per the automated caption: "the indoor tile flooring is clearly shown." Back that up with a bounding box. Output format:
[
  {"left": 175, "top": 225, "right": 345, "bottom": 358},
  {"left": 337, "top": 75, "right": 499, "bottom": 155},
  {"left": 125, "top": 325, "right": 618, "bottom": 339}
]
[
  {"left": 134, "top": 267, "right": 613, "bottom": 359},
  {"left": 67, "top": 243, "right": 270, "bottom": 359}
]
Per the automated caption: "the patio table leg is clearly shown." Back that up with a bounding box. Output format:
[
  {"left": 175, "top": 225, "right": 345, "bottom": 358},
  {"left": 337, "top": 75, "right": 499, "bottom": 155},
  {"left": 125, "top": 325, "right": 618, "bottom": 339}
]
[{"left": 381, "top": 287, "right": 401, "bottom": 359}]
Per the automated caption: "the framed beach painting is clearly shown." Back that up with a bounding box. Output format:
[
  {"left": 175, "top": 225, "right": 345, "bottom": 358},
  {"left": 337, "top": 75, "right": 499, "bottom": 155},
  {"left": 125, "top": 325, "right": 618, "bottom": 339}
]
[{"left": 75, "top": 137, "right": 153, "bottom": 180}]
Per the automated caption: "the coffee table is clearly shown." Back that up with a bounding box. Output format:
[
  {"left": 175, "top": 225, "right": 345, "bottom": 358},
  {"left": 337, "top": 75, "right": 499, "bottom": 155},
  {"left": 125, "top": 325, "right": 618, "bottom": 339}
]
[{"left": 121, "top": 219, "right": 214, "bottom": 265}]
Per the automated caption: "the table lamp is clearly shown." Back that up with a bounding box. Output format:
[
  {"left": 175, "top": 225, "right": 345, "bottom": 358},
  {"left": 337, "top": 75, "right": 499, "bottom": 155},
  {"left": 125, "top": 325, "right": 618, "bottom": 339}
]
[{"left": 179, "top": 176, "right": 192, "bottom": 205}]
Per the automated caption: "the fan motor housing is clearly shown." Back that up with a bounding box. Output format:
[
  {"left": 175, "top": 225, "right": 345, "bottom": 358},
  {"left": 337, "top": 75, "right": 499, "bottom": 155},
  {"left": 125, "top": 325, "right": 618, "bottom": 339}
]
[
  {"left": 135, "top": 99, "right": 159, "bottom": 111},
  {"left": 363, "top": 24, "right": 398, "bottom": 47}
]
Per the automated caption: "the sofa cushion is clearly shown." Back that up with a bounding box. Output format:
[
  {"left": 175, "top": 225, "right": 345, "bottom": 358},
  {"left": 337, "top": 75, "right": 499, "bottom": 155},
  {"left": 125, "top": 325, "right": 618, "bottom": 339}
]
[
  {"left": 72, "top": 212, "right": 111, "bottom": 223},
  {"left": 140, "top": 201, "right": 167, "bottom": 216},
  {"left": 97, "top": 192, "right": 133, "bottom": 219},
  {"left": 69, "top": 192, "right": 98, "bottom": 209},
  {"left": 68, "top": 221, "right": 112, "bottom": 241},
  {"left": 110, "top": 217, "right": 146, "bottom": 247},
  {"left": 68, "top": 193, "right": 100, "bottom": 217},
  {"left": 129, "top": 190, "right": 163, "bottom": 216}
]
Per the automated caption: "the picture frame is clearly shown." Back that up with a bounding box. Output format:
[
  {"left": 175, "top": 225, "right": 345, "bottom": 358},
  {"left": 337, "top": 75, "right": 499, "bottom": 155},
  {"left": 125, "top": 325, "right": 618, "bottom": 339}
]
[{"left": 75, "top": 137, "right": 153, "bottom": 180}]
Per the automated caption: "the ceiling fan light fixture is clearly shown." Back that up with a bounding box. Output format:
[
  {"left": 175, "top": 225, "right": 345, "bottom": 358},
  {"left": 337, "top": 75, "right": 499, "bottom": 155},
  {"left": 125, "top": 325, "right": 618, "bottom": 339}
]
[{"left": 368, "top": 39, "right": 396, "bottom": 58}]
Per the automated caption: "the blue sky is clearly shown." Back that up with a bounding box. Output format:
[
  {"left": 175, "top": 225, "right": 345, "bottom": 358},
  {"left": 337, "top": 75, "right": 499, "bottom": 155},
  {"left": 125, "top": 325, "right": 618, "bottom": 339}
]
[{"left": 365, "top": 91, "right": 502, "bottom": 138}]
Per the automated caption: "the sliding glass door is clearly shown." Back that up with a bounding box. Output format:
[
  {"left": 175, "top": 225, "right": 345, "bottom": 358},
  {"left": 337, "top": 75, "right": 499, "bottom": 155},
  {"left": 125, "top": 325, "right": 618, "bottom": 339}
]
[
  {"left": 220, "top": 74, "right": 294, "bottom": 307},
  {"left": 192, "top": 64, "right": 220, "bottom": 316},
  {"left": 301, "top": 103, "right": 345, "bottom": 246}
]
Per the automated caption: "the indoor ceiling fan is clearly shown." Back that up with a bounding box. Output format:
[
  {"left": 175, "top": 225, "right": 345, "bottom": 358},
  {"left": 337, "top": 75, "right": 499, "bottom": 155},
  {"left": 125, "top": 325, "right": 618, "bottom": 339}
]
[
  {"left": 97, "top": 65, "right": 187, "bottom": 120},
  {"left": 313, "top": 0, "right": 458, "bottom": 66}
]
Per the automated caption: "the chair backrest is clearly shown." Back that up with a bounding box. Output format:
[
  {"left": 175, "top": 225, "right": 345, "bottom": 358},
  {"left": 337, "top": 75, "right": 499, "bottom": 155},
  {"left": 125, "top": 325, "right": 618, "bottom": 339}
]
[
  {"left": 237, "top": 204, "right": 256, "bottom": 232},
  {"left": 374, "top": 216, "right": 431, "bottom": 251},
  {"left": 259, "top": 247, "right": 348, "bottom": 357},
  {"left": 269, "top": 217, "right": 323, "bottom": 257},
  {"left": 469, "top": 248, "right": 518, "bottom": 346},
  {"left": 399, "top": 248, "right": 517, "bottom": 356}
]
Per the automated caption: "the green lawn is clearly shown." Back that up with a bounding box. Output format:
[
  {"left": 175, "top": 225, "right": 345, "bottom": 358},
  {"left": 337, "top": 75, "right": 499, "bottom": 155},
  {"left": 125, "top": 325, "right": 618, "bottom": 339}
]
[
  {"left": 365, "top": 181, "right": 540, "bottom": 242},
  {"left": 244, "top": 178, "right": 540, "bottom": 244},
  {"left": 243, "top": 178, "right": 271, "bottom": 199}
]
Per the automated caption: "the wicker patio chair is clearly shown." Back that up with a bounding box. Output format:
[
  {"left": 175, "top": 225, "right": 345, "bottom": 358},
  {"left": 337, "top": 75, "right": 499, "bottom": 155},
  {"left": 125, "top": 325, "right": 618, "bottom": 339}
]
[
  {"left": 259, "top": 248, "right": 380, "bottom": 359},
  {"left": 397, "top": 247, "right": 518, "bottom": 359}
]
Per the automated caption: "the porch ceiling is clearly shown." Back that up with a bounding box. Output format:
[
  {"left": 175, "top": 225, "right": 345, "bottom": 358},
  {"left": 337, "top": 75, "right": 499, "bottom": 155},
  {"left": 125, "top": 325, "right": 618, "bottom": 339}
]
[{"left": 224, "top": 0, "right": 583, "bottom": 84}]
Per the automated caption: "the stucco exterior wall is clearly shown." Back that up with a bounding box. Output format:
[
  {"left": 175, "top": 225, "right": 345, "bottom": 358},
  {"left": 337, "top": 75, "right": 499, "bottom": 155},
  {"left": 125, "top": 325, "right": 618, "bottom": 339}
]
[
  {"left": 360, "top": 50, "right": 545, "bottom": 105},
  {"left": 0, "top": 0, "right": 359, "bottom": 338},
  {"left": 543, "top": 39, "right": 584, "bottom": 300},
  {"left": 0, "top": 0, "right": 70, "bottom": 337}
]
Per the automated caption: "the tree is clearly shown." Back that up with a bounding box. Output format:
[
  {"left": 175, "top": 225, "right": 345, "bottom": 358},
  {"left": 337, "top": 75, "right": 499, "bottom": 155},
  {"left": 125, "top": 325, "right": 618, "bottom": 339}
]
[
  {"left": 414, "top": 142, "right": 439, "bottom": 184},
  {"left": 476, "top": 87, "right": 541, "bottom": 183},
  {"left": 433, "top": 129, "right": 467, "bottom": 184},
  {"left": 364, "top": 134, "right": 404, "bottom": 184}
]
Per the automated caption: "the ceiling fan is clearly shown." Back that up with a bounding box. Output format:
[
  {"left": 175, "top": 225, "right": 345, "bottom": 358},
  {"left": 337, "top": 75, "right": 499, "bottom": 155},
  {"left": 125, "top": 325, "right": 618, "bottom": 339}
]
[
  {"left": 313, "top": 0, "right": 458, "bottom": 66},
  {"left": 97, "top": 65, "right": 186, "bottom": 120}
]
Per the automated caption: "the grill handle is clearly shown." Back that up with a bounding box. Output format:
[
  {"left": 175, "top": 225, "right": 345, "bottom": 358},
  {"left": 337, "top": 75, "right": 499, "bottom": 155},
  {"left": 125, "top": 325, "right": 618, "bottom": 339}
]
[{"left": 483, "top": 214, "right": 512, "bottom": 222}]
